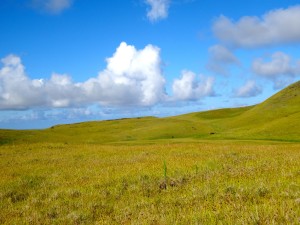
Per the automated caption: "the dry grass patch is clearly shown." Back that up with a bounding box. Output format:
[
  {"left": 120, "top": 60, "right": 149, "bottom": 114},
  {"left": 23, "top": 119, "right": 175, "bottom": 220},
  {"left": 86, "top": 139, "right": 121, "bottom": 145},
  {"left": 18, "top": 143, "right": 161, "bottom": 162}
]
[{"left": 0, "top": 142, "right": 299, "bottom": 224}]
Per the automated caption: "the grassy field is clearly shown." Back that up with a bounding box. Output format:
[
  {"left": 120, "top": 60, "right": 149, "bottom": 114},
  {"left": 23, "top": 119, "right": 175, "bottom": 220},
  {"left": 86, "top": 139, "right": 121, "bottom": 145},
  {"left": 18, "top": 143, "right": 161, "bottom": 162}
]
[
  {"left": 0, "top": 141, "right": 300, "bottom": 224},
  {"left": 1, "top": 81, "right": 300, "bottom": 224}
]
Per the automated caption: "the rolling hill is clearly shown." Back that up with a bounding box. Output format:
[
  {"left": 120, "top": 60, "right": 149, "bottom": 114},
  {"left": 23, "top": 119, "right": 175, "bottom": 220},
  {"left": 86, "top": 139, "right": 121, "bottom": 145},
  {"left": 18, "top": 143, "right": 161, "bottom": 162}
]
[{"left": 1, "top": 80, "right": 300, "bottom": 144}]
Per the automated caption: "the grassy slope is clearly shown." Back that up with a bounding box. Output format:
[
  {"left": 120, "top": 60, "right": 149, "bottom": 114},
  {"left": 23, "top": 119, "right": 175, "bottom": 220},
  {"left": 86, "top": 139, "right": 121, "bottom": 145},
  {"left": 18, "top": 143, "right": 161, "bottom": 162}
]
[
  {"left": 181, "top": 81, "right": 300, "bottom": 141},
  {"left": 1, "top": 81, "right": 300, "bottom": 144},
  {"left": 224, "top": 80, "right": 300, "bottom": 140}
]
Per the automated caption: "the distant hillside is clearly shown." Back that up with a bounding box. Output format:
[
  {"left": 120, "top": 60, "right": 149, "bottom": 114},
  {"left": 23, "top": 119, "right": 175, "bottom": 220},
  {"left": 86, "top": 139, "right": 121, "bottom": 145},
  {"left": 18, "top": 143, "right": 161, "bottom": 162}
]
[
  {"left": 225, "top": 80, "right": 300, "bottom": 140},
  {"left": 1, "top": 81, "right": 300, "bottom": 144}
]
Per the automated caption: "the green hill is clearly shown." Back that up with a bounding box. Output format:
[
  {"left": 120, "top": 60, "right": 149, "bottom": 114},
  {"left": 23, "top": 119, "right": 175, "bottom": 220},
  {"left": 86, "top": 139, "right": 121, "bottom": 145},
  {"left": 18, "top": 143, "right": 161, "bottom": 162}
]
[
  {"left": 1, "top": 81, "right": 300, "bottom": 144},
  {"left": 223, "top": 80, "right": 300, "bottom": 140}
]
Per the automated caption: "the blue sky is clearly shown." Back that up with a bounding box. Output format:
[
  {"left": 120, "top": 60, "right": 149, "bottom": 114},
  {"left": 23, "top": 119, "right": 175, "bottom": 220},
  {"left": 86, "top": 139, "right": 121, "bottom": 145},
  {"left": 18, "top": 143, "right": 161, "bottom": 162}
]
[{"left": 1, "top": 0, "right": 300, "bottom": 129}]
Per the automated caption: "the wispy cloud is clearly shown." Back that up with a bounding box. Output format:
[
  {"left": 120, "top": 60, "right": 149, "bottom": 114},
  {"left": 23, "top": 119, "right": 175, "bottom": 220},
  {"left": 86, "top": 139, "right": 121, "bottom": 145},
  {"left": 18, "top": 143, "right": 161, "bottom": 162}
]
[
  {"left": 31, "top": 0, "right": 73, "bottom": 14},
  {"left": 252, "top": 52, "right": 300, "bottom": 89},
  {"left": 145, "top": 0, "right": 171, "bottom": 22},
  {"left": 252, "top": 52, "right": 300, "bottom": 77},
  {"left": 206, "top": 45, "right": 240, "bottom": 75},
  {"left": 234, "top": 80, "right": 262, "bottom": 98},
  {"left": 213, "top": 5, "right": 300, "bottom": 48}
]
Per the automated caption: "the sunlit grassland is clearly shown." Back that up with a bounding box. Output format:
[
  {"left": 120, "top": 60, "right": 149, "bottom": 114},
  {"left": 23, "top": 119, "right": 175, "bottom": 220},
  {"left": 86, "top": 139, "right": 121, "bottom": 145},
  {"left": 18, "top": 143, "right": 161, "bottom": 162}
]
[{"left": 1, "top": 141, "right": 299, "bottom": 224}]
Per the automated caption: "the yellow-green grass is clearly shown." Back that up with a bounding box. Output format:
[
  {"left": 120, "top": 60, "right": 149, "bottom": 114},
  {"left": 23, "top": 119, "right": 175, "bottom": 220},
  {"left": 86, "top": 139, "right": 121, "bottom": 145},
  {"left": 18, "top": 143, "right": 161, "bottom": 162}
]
[
  {"left": 0, "top": 80, "right": 300, "bottom": 224},
  {"left": 0, "top": 142, "right": 299, "bottom": 224}
]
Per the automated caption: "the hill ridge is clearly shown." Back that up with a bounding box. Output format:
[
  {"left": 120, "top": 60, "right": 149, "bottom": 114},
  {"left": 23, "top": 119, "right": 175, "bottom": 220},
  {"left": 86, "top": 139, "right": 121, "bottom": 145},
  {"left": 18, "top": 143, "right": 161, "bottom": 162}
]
[{"left": 1, "top": 80, "right": 300, "bottom": 144}]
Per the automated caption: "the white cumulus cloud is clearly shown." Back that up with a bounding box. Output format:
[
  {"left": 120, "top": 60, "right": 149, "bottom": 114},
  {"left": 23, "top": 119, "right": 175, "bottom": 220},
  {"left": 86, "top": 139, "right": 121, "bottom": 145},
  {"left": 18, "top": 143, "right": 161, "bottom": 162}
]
[
  {"left": 213, "top": 5, "right": 300, "bottom": 48},
  {"left": 0, "top": 42, "right": 166, "bottom": 110},
  {"left": 145, "top": 0, "right": 170, "bottom": 22},
  {"left": 234, "top": 80, "right": 262, "bottom": 98},
  {"left": 0, "top": 43, "right": 218, "bottom": 110},
  {"left": 172, "top": 70, "right": 215, "bottom": 101},
  {"left": 0, "top": 55, "right": 46, "bottom": 109},
  {"left": 82, "top": 42, "right": 166, "bottom": 106},
  {"left": 31, "top": 0, "right": 73, "bottom": 14}
]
